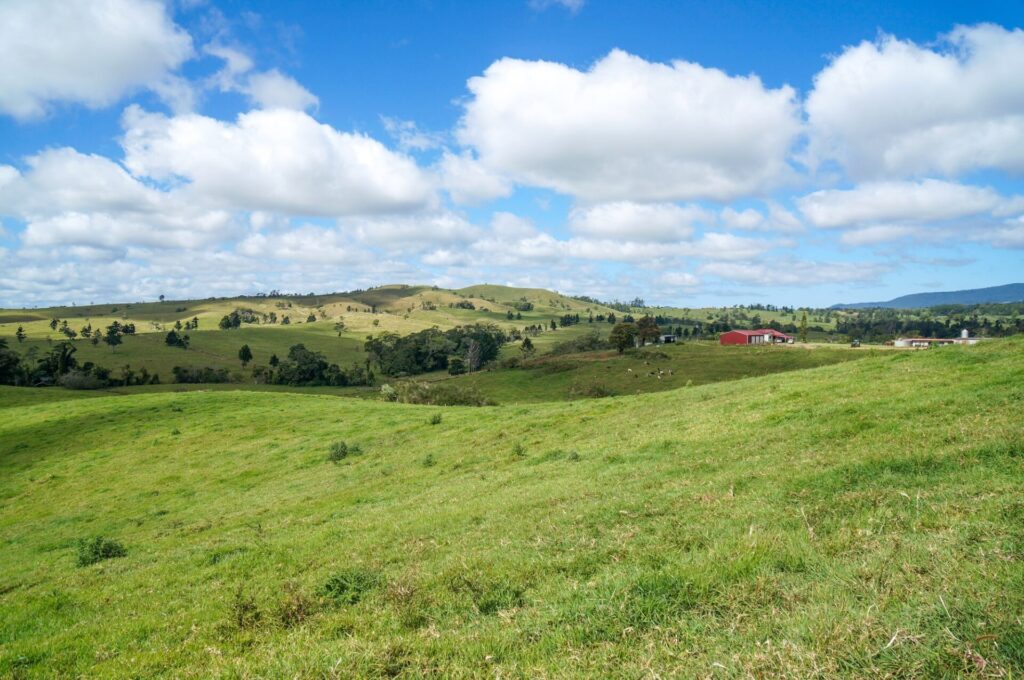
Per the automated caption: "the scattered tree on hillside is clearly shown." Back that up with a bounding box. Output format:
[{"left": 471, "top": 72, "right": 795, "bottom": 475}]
[
  {"left": 219, "top": 310, "right": 242, "bottom": 330},
  {"left": 269, "top": 353, "right": 279, "bottom": 368},
  {"left": 49, "top": 318, "right": 59, "bottom": 331},
  {"left": 306, "top": 314, "right": 316, "bottom": 323},
  {"left": 238, "top": 344, "right": 253, "bottom": 367},
  {"left": 520, "top": 336, "right": 535, "bottom": 357},
  {"left": 159, "top": 294, "right": 165, "bottom": 302},
  {"left": 799, "top": 312, "right": 808, "bottom": 343},
  {"left": 636, "top": 315, "right": 661, "bottom": 346},
  {"left": 0, "top": 338, "right": 24, "bottom": 385},
  {"left": 15, "top": 326, "right": 26, "bottom": 343},
  {"left": 104, "top": 323, "right": 123, "bottom": 352},
  {"left": 609, "top": 322, "right": 638, "bottom": 354},
  {"left": 334, "top": 320, "right": 346, "bottom": 336},
  {"left": 165, "top": 330, "right": 190, "bottom": 349}
]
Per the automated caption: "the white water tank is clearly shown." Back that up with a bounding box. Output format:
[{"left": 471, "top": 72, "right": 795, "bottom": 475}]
[{"left": 961, "top": 328, "right": 969, "bottom": 339}]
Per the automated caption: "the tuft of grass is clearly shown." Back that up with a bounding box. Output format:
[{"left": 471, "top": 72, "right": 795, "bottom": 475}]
[
  {"left": 76, "top": 537, "right": 126, "bottom": 567},
  {"left": 321, "top": 568, "right": 380, "bottom": 605},
  {"left": 327, "top": 441, "right": 362, "bottom": 462},
  {"left": 429, "top": 413, "right": 442, "bottom": 425}
]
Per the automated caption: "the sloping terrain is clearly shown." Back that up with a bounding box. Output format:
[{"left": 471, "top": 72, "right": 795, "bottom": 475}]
[{"left": 0, "top": 339, "right": 1022, "bottom": 677}]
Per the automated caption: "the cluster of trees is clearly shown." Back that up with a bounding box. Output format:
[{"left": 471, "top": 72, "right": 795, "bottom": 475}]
[
  {"left": 364, "top": 324, "right": 508, "bottom": 376},
  {"left": 260, "top": 344, "right": 371, "bottom": 387},
  {"left": 569, "top": 295, "right": 645, "bottom": 312},
  {"left": 165, "top": 329, "right": 191, "bottom": 349},
  {"left": 450, "top": 300, "right": 476, "bottom": 310},
  {"left": 836, "top": 309, "right": 1024, "bottom": 342},
  {"left": 172, "top": 366, "right": 230, "bottom": 383},
  {"left": 608, "top": 316, "right": 662, "bottom": 353},
  {"left": 0, "top": 339, "right": 155, "bottom": 388},
  {"left": 219, "top": 308, "right": 301, "bottom": 329}
]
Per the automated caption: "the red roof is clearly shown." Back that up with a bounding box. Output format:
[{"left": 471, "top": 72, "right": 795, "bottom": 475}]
[{"left": 726, "top": 328, "right": 793, "bottom": 338}]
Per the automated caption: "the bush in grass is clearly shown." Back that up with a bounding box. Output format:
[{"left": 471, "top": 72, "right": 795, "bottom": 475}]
[
  {"left": 569, "top": 380, "right": 615, "bottom": 398},
  {"left": 393, "top": 381, "right": 494, "bottom": 406},
  {"left": 429, "top": 413, "right": 442, "bottom": 425},
  {"left": 327, "top": 441, "right": 362, "bottom": 462},
  {"left": 321, "top": 568, "right": 380, "bottom": 605},
  {"left": 230, "top": 586, "right": 262, "bottom": 629},
  {"left": 278, "top": 581, "right": 317, "bottom": 628},
  {"left": 77, "top": 537, "right": 127, "bottom": 566},
  {"left": 549, "top": 330, "right": 610, "bottom": 356},
  {"left": 57, "top": 370, "right": 108, "bottom": 390}
]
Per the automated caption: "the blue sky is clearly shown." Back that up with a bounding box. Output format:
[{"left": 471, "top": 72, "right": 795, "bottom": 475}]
[{"left": 1, "top": 0, "right": 1022, "bottom": 308}]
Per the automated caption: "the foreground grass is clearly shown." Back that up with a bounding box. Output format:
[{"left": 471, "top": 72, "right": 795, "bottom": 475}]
[{"left": 0, "top": 340, "right": 1022, "bottom": 677}]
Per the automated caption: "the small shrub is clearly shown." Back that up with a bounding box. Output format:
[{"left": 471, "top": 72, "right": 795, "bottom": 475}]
[
  {"left": 57, "top": 370, "right": 107, "bottom": 390},
  {"left": 549, "top": 330, "right": 610, "bottom": 356},
  {"left": 512, "top": 442, "right": 526, "bottom": 459},
  {"left": 422, "top": 454, "right": 436, "bottom": 467},
  {"left": 380, "top": 384, "right": 398, "bottom": 402},
  {"left": 429, "top": 413, "right": 442, "bottom": 425},
  {"left": 76, "top": 537, "right": 127, "bottom": 566},
  {"left": 567, "top": 451, "right": 582, "bottom": 462},
  {"left": 322, "top": 568, "right": 380, "bottom": 605},
  {"left": 569, "top": 380, "right": 614, "bottom": 398},
  {"left": 327, "top": 441, "right": 362, "bottom": 462},
  {"left": 393, "top": 381, "right": 494, "bottom": 406},
  {"left": 278, "top": 582, "right": 317, "bottom": 628},
  {"left": 230, "top": 586, "right": 261, "bottom": 629}
]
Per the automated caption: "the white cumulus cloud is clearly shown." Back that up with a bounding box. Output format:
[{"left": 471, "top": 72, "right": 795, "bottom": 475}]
[
  {"left": 457, "top": 49, "right": 801, "bottom": 202},
  {"left": 797, "top": 180, "right": 1004, "bottom": 228},
  {"left": 121, "top": 106, "right": 435, "bottom": 216},
  {"left": 569, "top": 202, "right": 712, "bottom": 241},
  {"left": 0, "top": 0, "right": 193, "bottom": 120},
  {"left": 807, "top": 24, "right": 1024, "bottom": 178}
]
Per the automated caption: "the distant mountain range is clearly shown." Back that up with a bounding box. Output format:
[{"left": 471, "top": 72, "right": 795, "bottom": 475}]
[{"left": 832, "top": 283, "right": 1024, "bottom": 309}]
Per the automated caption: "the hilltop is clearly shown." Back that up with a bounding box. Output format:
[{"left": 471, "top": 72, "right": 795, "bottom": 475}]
[
  {"left": 1, "top": 337, "right": 1022, "bottom": 676},
  {"left": 832, "top": 282, "right": 1024, "bottom": 309}
]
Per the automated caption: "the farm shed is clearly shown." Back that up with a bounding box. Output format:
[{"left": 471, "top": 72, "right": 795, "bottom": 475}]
[{"left": 720, "top": 329, "right": 794, "bottom": 346}]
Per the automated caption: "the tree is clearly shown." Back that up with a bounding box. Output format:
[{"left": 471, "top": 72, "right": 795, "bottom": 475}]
[
  {"left": 448, "top": 355, "right": 466, "bottom": 375},
  {"left": 0, "top": 338, "right": 25, "bottom": 385},
  {"left": 799, "top": 311, "right": 809, "bottom": 343},
  {"left": 636, "top": 315, "right": 661, "bottom": 346},
  {"left": 609, "top": 322, "right": 638, "bottom": 354},
  {"left": 49, "top": 318, "right": 59, "bottom": 331},
  {"left": 238, "top": 344, "right": 253, "bottom": 367},
  {"left": 269, "top": 353, "right": 279, "bottom": 368},
  {"left": 165, "top": 330, "right": 188, "bottom": 348},
  {"left": 334, "top": 320, "right": 346, "bottom": 336},
  {"left": 520, "top": 336, "right": 535, "bottom": 357},
  {"left": 306, "top": 314, "right": 316, "bottom": 323},
  {"left": 104, "top": 323, "right": 123, "bottom": 352},
  {"left": 159, "top": 294, "right": 165, "bottom": 302},
  {"left": 15, "top": 326, "right": 26, "bottom": 343}
]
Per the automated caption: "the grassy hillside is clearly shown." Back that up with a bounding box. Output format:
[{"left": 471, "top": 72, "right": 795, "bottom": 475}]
[
  {"left": 1, "top": 339, "right": 1022, "bottom": 677},
  {"left": 425, "top": 342, "right": 876, "bottom": 403}
]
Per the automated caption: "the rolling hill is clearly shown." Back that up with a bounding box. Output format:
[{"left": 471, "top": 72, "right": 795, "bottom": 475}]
[
  {"left": 832, "top": 282, "right": 1024, "bottom": 309},
  {"left": 1, "top": 337, "right": 1022, "bottom": 676}
]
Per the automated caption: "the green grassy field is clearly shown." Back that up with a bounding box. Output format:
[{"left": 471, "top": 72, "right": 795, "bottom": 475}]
[
  {"left": 423, "top": 342, "right": 878, "bottom": 403},
  {"left": 1, "top": 338, "right": 1022, "bottom": 677}
]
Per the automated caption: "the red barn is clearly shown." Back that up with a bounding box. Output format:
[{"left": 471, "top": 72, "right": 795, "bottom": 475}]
[{"left": 720, "top": 329, "right": 794, "bottom": 346}]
